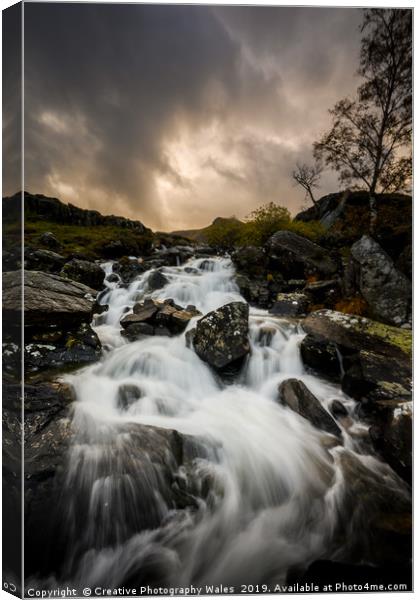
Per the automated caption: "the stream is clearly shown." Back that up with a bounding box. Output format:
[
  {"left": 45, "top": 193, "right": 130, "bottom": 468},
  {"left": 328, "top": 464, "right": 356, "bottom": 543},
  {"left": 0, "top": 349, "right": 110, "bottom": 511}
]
[{"left": 49, "top": 256, "right": 408, "bottom": 590}]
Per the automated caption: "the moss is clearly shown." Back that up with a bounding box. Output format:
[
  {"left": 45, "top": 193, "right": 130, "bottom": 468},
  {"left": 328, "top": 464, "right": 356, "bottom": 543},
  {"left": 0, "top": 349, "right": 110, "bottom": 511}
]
[
  {"left": 65, "top": 336, "right": 78, "bottom": 349},
  {"left": 364, "top": 320, "right": 412, "bottom": 357}
]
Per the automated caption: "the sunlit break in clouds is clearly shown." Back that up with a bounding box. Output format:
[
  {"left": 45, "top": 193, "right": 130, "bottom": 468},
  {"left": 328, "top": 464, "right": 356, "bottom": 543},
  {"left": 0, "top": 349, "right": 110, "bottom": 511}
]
[{"left": 11, "top": 4, "right": 364, "bottom": 230}]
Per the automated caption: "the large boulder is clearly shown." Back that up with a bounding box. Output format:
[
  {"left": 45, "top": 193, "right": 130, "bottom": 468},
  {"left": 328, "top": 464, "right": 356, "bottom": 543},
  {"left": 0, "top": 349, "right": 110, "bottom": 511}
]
[
  {"left": 188, "top": 302, "right": 250, "bottom": 371},
  {"left": 61, "top": 258, "right": 105, "bottom": 290},
  {"left": 277, "top": 379, "right": 341, "bottom": 437},
  {"left": 351, "top": 235, "right": 411, "bottom": 327},
  {"left": 302, "top": 310, "right": 411, "bottom": 363},
  {"left": 3, "top": 271, "right": 97, "bottom": 330},
  {"left": 266, "top": 230, "right": 338, "bottom": 280}
]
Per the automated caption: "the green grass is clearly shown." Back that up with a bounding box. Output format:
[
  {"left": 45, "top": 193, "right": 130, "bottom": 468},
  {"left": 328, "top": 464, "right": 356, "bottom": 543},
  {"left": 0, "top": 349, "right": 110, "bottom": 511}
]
[{"left": 18, "top": 219, "right": 154, "bottom": 259}]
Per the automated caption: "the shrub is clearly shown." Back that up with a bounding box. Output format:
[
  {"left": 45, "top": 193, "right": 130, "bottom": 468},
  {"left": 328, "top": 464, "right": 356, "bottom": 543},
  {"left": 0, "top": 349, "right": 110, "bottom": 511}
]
[{"left": 283, "top": 220, "right": 325, "bottom": 243}]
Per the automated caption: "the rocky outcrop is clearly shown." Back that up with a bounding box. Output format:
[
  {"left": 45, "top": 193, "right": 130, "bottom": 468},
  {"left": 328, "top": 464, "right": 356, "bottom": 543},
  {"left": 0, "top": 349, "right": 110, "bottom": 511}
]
[
  {"left": 188, "top": 302, "right": 250, "bottom": 371},
  {"left": 4, "top": 271, "right": 96, "bottom": 329},
  {"left": 266, "top": 230, "right": 338, "bottom": 280},
  {"left": 270, "top": 292, "right": 309, "bottom": 317},
  {"left": 61, "top": 258, "right": 105, "bottom": 290},
  {"left": 350, "top": 235, "right": 411, "bottom": 327},
  {"left": 277, "top": 379, "right": 341, "bottom": 437},
  {"left": 301, "top": 310, "right": 412, "bottom": 481},
  {"left": 3, "top": 271, "right": 101, "bottom": 374},
  {"left": 120, "top": 298, "right": 201, "bottom": 340},
  {"left": 11, "top": 191, "right": 151, "bottom": 233}
]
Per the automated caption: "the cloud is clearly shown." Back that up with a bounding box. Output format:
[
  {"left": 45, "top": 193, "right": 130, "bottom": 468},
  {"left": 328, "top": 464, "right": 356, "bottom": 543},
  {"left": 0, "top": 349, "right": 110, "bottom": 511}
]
[{"left": 5, "top": 4, "right": 364, "bottom": 229}]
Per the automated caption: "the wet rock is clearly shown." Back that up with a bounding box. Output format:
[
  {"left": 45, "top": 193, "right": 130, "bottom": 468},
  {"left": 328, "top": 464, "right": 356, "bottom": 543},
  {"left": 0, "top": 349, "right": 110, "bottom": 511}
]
[
  {"left": 351, "top": 235, "right": 411, "bottom": 327},
  {"left": 189, "top": 302, "right": 250, "bottom": 371},
  {"left": 121, "top": 299, "right": 200, "bottom": 337},
  {"left": 341, "top": 350, "right": 411, "bottom": 405},
  {"left": 330, "top": 399, "right": 348, "bottom": 419},
  {"left": 301, "top": 311, "right": 412, "bottom": 413},
  {"left": 300, "top": 333, "right": 341, "bottom": 381},
  {"left": 106, "top": 273, "right": 119, "bottom": 283},
  {"left": 231, "top": 246, "right": 268, "bottom": 277},
  {"left": 25, "top": 248, "right": 66, "bottom": 273},
  {"left": 121, "top": 322, "right": 155, "bottom": 341},
  {"left": 39, "top": 231, "right": 61, "bottom": 250},
  {"left": 270, "top": 292, "right": 309, "bottom": 317},
  {"left": 234, "top": 274, "right": 272, "bottom": 308},
  {"left": 147, "top": 269, "right": 169, "bottom": 291},
  {"left": 117, "top": 384, "right": 143, "bottom": 410},
  {"left": 266, "top": 230, "right": 337, "bottom": 280},
  {"left": 155, "top": 246, "right": 194, "bottom": 266},
  {"left": 154, "top": 303, "right": 201, "bottom": 334},
  {"left": 370, "top": 404, "right": 412, "bottom": 484},
  {"left": 277, "top": 378, "right": 341, "bottom": 437},
  {"left": 61, "top": 258, "right": 106, "bottom": 290},
  {"left": 302, "top": 310, "right": 411, "bottom": 363},
  {"left": 24, "top": 322, "right": 102, "bottom": 374},
  {"left": 335, "top": 450, "right": 411, "bottom": 567},
  {"left": 24, "top": 417, "right": 205, "bottom": 578},
  {"left": 112, "top": 256, "right": 145, "bottom": 283}
]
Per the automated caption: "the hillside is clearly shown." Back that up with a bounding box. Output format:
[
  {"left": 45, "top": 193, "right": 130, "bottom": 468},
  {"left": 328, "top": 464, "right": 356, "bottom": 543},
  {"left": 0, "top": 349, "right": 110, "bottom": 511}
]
[
  {"left": 172, "top": 216, "right": 244, "bottom": 243},
  {"left": 3, "top": 191, "right": 154, "bottom": 262}
]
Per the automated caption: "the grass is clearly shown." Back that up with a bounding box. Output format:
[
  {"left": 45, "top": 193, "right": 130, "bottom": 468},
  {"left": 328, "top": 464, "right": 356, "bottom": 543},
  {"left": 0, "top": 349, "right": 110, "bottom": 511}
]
[{"left": 17, "top": 219, "right": 154, "bottom": 259}]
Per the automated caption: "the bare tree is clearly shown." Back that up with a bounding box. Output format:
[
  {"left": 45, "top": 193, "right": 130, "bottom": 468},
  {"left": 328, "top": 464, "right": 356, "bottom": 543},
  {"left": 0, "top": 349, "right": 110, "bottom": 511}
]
[
  {"left": 292, "top": 162, "right": 323, "bottom": 210},
  {"left": 314, "top": 9, "right": 412, "bottom": 195}
]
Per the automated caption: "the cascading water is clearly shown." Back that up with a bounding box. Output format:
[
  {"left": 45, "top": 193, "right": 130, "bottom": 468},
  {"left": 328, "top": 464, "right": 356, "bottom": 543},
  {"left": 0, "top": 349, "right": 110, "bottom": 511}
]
[{"left": 43, "top": 256, "right": 409, "bottom": 589}]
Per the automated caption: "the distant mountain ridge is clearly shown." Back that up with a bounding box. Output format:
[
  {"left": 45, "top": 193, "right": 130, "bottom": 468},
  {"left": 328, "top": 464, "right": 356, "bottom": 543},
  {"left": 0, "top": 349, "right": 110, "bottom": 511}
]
[{"left": 172, "top": 216, "right": 243, "bottom": 242}]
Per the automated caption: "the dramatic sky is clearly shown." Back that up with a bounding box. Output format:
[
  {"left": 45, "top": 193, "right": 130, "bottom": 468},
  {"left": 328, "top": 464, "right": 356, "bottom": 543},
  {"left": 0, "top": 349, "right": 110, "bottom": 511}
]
[{"left": 16, "top": 4, "right": 363, "bottom": 230}]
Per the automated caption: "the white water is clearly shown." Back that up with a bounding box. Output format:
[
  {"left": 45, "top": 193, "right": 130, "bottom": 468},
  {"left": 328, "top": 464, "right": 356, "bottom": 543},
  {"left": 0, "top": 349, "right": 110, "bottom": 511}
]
[{"left": 55, "top": 256, "right": 407, "bottom": 588}]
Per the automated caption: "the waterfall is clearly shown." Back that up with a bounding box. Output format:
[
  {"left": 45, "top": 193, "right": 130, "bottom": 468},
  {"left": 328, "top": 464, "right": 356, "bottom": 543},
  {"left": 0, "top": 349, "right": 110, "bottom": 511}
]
[{"left": 45, "top": 256, "right": 407, "bottom": 589}]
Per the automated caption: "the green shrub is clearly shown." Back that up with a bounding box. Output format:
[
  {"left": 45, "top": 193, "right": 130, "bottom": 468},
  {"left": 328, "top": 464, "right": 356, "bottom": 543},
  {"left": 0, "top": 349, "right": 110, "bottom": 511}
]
[{"left": 283, "top": 220, "right": 325, "bottom": 243}]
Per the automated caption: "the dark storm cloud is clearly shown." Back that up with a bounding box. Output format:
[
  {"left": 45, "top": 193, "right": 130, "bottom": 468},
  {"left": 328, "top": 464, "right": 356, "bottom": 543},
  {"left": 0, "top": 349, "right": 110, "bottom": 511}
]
[{"left": 13, "top": 4, "right": 363, "bottom": 229}]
